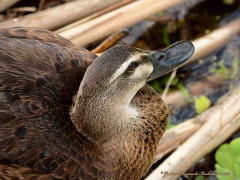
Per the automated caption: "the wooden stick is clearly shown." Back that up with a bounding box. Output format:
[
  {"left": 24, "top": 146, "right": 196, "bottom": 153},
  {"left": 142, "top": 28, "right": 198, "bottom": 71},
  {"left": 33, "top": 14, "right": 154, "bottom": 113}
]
[
  {"left": 58, "top": 0, "right": 190, "bottom": 45},
  {"left": 0, "top": 0, "right": 20, "bottom": 13},
  {"left": 161, "top": 69, "right": 177, "bottom": 101},
  {"left": 11, "top": 7, "right": 37, "bottom": 13},
  {"left": 184, "top": 18, "right": 240, "bottom": 66},
  {"left": 59, "top": 4, "right": 240, "bottom": 47},
  {"left": 152, "top": 18, "right": 240, "bottom": 180},
  {"left": 162, "top": 18, "right": 240, "bottom": 105},
  {"left": 148, "top": 85, "right": 240, "bottom": 180},
  {"left": 155, "top": 80, "right": 231, "bottom": 162},
  {"left": 0, "top": 0, "right": 122, "bottom": 30},
  {"left": 92, "top": 30, "right": 129, "bottom": 53},
  {"left": 154, "top": 118, "right": 204, "bottom": 162},
  {"left": 153, "top": 116, "right": 240, "bottom": 179},
  {"left": 55, "top": 0, "right": 136, "bottom": 34},
  {"left": 38, "top": 0, "right": 45, "bottom": 11}
]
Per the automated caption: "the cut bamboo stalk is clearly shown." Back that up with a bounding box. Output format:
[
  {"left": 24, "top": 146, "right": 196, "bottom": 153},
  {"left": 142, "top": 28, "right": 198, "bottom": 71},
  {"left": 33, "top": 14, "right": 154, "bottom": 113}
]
[
  {"left": 11, "top": 7, "right": 37, "bottom": 13},
  {"left": 185, "top": 18, "right": 240, "bottom": 65},
  {"left": 153, "top": 116, "right": 240, "bottom": 180},
  {"left": 154, "top": 118, "right": 204, "bottom": 162},
  {"left": 155, "top": 80, "right": 236, "bottom": 162},
  {"left": 0, "top": 0, "right": 20, "bottom": 13},
  {"left": 55, "top": 0, "right": 136, "bottom": 34},
  {"left": 148, "top": 85, "right": 240, "bottom": 180},
  {"left": 0, "top": 0, "right": 122, "bottom": 30},
  {"left": 58, "top": 4, "right": 240, "bottom": 47},
  {"left": 161, "top": 69, "right": 177, "bottom": 101},
  {"left": 58, "top": 0, "right": 190, "bottom": 45}
]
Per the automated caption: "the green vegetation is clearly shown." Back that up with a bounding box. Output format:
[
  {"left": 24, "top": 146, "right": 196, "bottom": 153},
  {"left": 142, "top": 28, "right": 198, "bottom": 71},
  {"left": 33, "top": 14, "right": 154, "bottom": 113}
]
[
  {"left": 163, "top": 26, "right": 171, "bottom": 46},
  {"left": 194, "top": 95, "right": 211, "bottom": 114},
  {"left": 150, "top": 80, "right": 163, "bottom": 93},
  {"left": 178, "top": 84, "right": 193, "bottom": 103},
  {"left": 210, "top": 58, "right": 239, "bottom": 79},
  {"left": 195, "top": 175, "right": 205, "bottom": 180},
  {"left": 223, "top": 0, "right": 235, "bottom": 5},
  {"left": 166, "top": 117, "right": 175, "bottom": 130},
  {"left": 231, "top": 58, "right": 239, "bottom": 79},
  {"left": 215, "top": 138, "right": 240, "bottom": 180},
  {"left": 150, "top": 74, "right": 184, "bottom": 93},
  {"left": 210, "top": 61, "right": 230, "bottom": 79}
]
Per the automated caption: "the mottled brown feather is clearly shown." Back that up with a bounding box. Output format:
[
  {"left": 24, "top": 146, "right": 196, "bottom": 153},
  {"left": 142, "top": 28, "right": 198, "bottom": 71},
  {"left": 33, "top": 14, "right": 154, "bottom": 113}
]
[{"left": 0, "top": 27, "right": 168, "bottom": 180}]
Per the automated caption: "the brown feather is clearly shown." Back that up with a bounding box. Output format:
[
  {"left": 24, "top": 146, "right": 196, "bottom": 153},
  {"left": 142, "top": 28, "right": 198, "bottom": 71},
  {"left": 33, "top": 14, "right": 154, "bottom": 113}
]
[{"left": 0, "top": 27, "right": 168, "bottom": 180}]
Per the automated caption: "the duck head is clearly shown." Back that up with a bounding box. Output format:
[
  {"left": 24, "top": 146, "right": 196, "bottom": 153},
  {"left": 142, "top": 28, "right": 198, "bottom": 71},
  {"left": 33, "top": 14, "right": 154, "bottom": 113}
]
[{"left": 71, "top": 41, "right": 194, "bottom": 142}]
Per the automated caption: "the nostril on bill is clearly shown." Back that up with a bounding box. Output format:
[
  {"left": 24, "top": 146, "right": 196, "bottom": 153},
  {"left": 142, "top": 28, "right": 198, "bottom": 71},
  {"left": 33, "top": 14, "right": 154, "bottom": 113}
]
[{"left": 156, "top": 54, "right": 166, "bottom": 61}]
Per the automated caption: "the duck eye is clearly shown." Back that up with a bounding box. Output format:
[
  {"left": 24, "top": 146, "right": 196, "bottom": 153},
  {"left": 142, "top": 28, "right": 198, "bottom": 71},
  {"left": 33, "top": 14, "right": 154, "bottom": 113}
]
[{"left": 127, "top": 61, "right": 139, "bottom": 72}]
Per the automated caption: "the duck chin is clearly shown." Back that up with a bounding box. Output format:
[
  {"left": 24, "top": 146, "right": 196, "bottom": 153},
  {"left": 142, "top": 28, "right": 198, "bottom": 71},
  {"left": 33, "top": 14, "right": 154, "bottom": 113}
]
[{"left": 124, "top": 80, "right": 146, "bottom": 106}]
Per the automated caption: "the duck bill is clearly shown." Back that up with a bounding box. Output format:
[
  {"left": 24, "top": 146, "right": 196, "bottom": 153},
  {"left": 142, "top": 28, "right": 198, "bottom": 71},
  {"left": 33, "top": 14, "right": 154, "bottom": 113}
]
[{"left": 146, "top": 41, "right": 195, "bottom": 81}]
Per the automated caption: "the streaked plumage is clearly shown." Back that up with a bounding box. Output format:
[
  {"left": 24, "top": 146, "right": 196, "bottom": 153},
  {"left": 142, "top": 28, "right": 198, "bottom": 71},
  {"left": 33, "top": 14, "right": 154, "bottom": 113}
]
[{"left": 0, "top": 27, "right": 194, "bottom": 180}]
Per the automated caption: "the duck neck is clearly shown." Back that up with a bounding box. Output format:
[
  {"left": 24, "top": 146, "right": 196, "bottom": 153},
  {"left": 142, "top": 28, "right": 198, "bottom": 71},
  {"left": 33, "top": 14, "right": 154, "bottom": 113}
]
[{"left": 70, "top": 83, "right": 143, "bottom": 142}]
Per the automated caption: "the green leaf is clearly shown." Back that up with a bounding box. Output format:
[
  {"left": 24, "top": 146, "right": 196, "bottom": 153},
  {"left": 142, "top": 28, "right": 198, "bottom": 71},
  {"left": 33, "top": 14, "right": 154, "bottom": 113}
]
[
  {"left": 229, "top": 138, "right": 240, "bottom": 178},
  {"left": 215, "top": 144, "right": 234, "bottom": 170},
  {"left": 215, "top": 164, "right": 233, "bottom": 180},
  {"left": 195, "top": 175, "right": 205, "bottom": 180},
  {"left": 234, "top": 157, "right": 240, "bottom": 178},
  {"left": 194, "top": 95, "right": 211, "bottom": 114},
  {"left": 229, "top": 138, "right": 240, "bottom": 159},
  {"left": 219, "top": 61, "right": 228, "bottom": 72},
  {"left": 210, "top": 61, "right": 229, "bottom": 79},
  {"left": 230, "top": 58, "right": 239, "bottom": 79},
  {"left": 215, "top": 138, "right": 240, "bottom": 180}
]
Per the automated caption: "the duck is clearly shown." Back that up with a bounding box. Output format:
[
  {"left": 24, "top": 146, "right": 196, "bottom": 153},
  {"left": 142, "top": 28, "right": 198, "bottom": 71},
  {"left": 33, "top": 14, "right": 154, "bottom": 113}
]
[{"left": 0, "top": 27, "right": 194, "bottom": 180}]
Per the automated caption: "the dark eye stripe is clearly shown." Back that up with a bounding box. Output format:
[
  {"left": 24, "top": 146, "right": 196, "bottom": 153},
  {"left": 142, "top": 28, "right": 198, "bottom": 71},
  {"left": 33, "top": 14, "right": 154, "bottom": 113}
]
[
  {"left": 125, "top": 55, "right": 151, "bottom": 74},
  {"left": 129, "top": 61, "right": 140, "bottom": 68},
  {"left": 141, "top": 55, "right": 150, "bottom": 63},
  {"left": 126, "top": 61, "right": 140, "bottom": 72}
]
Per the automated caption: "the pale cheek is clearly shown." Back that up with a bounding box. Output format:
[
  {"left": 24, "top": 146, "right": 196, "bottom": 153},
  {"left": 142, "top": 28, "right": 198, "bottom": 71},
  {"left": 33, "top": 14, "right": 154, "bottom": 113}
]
[{"left": 131, "top": 64, "right": 153, "bottom": 79}]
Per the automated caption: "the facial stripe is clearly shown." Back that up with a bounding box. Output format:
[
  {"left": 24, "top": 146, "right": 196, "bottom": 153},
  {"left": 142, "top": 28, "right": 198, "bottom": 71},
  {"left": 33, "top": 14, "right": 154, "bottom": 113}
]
[
  {"left": 131, "top": 63, "right": 153, "bottom": 79},
  {"left": 109, "top": 53, "right": 145, "bottom": 83}
]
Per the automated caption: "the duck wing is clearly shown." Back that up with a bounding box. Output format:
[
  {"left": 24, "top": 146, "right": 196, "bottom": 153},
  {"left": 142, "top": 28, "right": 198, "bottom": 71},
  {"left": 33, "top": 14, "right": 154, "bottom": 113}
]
[
  {"left": 0, "top": 29, "right": 98, "bottom": 179},
  {"left": 0, "top": 164, "right": 58, "bottom": 180},
  {"left": 0, "top": 27, "right": 80, "bottom": 51}
]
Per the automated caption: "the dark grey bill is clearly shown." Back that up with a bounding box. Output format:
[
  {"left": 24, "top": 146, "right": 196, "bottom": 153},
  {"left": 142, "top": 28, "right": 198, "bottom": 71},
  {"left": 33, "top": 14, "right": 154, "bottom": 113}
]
[{"left": 146, "top": 41, "right": 194, "bottom": 81}]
